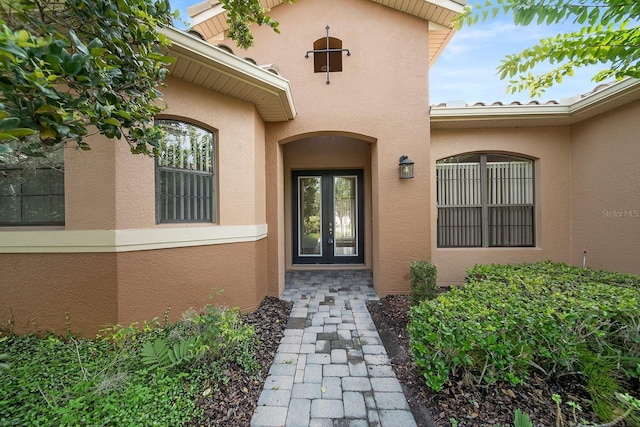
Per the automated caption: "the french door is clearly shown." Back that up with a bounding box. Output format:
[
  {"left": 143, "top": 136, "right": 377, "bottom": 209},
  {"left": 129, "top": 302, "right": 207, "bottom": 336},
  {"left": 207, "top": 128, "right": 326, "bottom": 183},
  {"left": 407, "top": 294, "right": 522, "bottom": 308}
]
[{"left": 292, "top": 170, "right": 364, "bottom": 264}]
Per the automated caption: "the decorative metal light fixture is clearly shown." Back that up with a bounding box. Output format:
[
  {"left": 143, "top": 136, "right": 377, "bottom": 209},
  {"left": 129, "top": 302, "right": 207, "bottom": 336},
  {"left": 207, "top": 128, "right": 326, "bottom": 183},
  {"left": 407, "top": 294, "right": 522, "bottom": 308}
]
[{"left": 399, "top": 155, "right": 414, "bottom": 179}]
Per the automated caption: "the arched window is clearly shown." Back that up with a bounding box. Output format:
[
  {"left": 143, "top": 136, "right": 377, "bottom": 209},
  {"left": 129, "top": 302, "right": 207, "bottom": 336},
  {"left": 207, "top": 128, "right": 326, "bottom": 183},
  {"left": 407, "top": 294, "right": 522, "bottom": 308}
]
[
  {"left": 436, "top": 153, "right": 535, "bottom": 247},
  {"left": 155, "top": 119, "right": 216, "bottom": 223},
  {"left": 313, "top": 37, "right": 343, "bottom": 73}
]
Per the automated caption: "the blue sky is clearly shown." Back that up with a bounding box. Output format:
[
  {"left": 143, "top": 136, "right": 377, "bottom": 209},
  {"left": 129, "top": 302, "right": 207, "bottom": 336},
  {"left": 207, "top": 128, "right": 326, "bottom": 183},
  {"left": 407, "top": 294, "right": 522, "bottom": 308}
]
[
  {"left": 429, "top": 19, "right": 608, "bottom": 105},
  {"left": 171, "top": 0, "right": 607, "bottom": 105}
]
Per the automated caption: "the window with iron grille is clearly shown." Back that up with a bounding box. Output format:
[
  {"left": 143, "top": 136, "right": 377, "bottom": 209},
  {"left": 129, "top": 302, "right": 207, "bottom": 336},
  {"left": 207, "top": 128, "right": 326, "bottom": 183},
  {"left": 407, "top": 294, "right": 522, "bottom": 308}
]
[
  {"left": 0, "top": 143, "right": 65, "bottom": 226},
  {"left": 313, "top": 37, "right": 343, "bottom": 73},
  {"left": 436, "top": 153, "right": 535, "bottom": 248},
  {"left": 155, "top": 120, "right": 215, "bottom": 223}
]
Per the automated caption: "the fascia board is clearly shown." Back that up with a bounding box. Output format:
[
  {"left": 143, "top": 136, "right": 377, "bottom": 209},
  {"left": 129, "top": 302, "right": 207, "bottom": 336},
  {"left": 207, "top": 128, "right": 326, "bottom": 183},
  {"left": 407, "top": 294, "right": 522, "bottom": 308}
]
[
  {"left": 424, "top": 0, "right": 466, "bottom": 14},
  {"left": 160, "top": 26, "right": 296, "bottom": 120},
  {"left": 568, "top": 78, "right": 640, "bottom": 117},
  {"left": 430, "top": 104, "right": 570, "bottom": 122},
  {"left": 189, "top": 2, "right": 226, "bottom": 26}
]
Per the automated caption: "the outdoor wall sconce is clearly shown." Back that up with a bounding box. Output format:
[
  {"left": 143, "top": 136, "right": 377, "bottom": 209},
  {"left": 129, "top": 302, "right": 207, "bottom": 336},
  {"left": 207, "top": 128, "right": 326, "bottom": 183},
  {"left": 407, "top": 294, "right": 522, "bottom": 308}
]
[{"left": 399, "top": 155, "right": 414, "bottom": 179}]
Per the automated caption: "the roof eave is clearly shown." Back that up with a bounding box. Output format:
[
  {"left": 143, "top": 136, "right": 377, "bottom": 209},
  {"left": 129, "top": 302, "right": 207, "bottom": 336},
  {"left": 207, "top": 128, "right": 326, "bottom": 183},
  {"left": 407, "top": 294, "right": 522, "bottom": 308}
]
[
  {"left": 189, "top": 0, "right": 466, "bottom": 66},
  {"left": 430, "top": 78, "right": 640, "bottom": 129},
  {"left": 160, "top": 26, "right": 296, "bottom": 122}
]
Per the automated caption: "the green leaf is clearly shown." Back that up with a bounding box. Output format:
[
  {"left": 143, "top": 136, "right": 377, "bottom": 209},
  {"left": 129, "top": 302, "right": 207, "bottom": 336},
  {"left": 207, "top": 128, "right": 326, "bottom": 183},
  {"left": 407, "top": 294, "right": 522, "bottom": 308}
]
[
  {"left": 103, "top": 118, "right": 121, "bottom": 126},
  {"left": 90, "top": 47, "right": 108, "bottom": 57},
  {"left": 4, "top": 128, "right": 35, "bottom": 137},
  {"left": 35, "top": 105, "right": 61, "bottom": 114},
  {"left": 0, "top": 44, "right": 27, "bottom": 60},
  {"left": 68, "top": 29, "right": 89, "bottom": 55},
  {"left": 39, "top": 129, "right": 57, "bottom": 141},
  {"left": 0, "top": 117, "right": 20, "bottom": 130},
  {"left": 141, "top": 338, "right": 169, "bottom": 368},
  {"left": 16, "top": 29, "right": 30, "bottom": 43},
  {"left": 514, "top": 409, "right": 533, "bottom": 427}
]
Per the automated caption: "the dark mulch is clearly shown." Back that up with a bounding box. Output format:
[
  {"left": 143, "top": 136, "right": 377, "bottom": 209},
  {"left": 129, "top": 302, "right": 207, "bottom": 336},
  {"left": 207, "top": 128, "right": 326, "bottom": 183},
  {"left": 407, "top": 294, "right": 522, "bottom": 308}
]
[
  {"left": 194, "top": 296, "right": 293, "bottom": 426},
  {"left": 367, "top": 294, "right": 602, "bottom": 427}
]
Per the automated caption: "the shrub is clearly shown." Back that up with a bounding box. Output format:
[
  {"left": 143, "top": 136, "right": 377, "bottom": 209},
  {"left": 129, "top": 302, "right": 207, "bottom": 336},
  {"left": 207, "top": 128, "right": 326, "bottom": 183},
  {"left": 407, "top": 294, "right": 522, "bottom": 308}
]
[
  {"left": 0, "top": 303, "right": 260, "bottom": 426},
  {"left": 408, "top": 261, "right": 640, "bottom": 417},
  {"left": 409, "top": 260, "right": 438, "bottom": 306}
]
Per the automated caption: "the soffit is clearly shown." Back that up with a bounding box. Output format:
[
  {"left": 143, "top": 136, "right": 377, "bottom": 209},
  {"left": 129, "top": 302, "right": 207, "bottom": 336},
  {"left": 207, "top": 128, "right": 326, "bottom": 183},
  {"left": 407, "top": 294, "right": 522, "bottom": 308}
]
[
  {"left": 430, "top": 78, "right": 640, "bottom": 129},
  {"left": 161, "top": 26, "right": 296, "bottom": 122},
  {"left": 188, "top": 0, "right": 465, "bottom": 66}
]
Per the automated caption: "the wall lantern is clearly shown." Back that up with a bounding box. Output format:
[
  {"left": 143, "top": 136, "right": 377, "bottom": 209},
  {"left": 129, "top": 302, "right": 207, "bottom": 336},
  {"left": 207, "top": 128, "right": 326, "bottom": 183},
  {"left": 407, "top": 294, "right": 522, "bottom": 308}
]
[{"left": 399, "top": 155, "right": 414, "bottom": 179}]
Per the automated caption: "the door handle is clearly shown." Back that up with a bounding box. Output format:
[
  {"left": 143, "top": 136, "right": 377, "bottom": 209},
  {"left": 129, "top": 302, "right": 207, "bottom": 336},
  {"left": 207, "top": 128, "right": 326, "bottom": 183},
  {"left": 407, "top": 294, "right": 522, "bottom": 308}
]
[{"left": 327, "top": 237, "right": 334, "bottom": 245}]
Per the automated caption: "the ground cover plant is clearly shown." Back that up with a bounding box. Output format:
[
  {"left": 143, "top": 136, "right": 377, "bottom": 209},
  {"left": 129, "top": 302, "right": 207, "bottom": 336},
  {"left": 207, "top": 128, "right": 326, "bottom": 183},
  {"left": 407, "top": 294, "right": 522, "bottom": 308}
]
[
  {"left": 0, "top": 299, "right": 291, "bottom": 426},
  {"left": 408, "top": 261, "right": 640, "bottom": 425}
]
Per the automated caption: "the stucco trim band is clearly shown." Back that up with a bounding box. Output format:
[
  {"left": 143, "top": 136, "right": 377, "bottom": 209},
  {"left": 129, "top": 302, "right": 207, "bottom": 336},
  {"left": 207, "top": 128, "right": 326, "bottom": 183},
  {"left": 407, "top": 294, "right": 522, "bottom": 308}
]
[{"left": 0, "top": 224, "right": 268, "bottom": 253}]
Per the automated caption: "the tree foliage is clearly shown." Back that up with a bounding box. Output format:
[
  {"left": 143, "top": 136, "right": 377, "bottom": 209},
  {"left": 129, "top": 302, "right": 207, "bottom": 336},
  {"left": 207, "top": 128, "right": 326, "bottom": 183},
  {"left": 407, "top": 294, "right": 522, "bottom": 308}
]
[
  {"left": 0, "top": 0, "right": 176, "bottom": 158},
  {"left": 220, "top": 0, "right": 295, "bottom": 50},
  {"left": 456, "top": 0, "right": 640, "bottom": 96}
]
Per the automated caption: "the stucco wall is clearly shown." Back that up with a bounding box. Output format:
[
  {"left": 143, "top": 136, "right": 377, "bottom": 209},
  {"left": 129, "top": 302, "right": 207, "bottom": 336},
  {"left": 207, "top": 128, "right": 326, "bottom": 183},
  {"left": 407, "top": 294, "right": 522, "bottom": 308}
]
[
  {"left": 431, "top": 127, "right": 572, "bottom": 285},
  {"left": 65, "top": 135, "right": 117, "bottom": 230},
  {"left": 0, "top": 253, "right": 118, "bottom": 335},
  {"left": 114, "top": 77, "right": 267, "bottom": 228},
  {"left": 1, "top": 78, "right": 271, "bottom": 335},
  {"left": 226, "top": 0, "right": 432, "bottom": 295},
  {"left": 116, "top": 240, "right": 268, "bottom": 326},
  {"left": 570, "top": 100, "right": 640, "bottom": 275}
]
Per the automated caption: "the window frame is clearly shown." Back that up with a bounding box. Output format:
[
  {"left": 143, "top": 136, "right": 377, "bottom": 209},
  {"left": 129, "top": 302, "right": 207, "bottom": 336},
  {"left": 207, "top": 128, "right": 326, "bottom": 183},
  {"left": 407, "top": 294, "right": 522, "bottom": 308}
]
[
  {"left": 436, "top": 152, "right": 535, "bottom": 248},
  {"left": 155, "top": 119, "right": 217, "bottom": 224},
  {"left": 0, "top": 143, "right": 65, "bottom": 227},
  {"left": 313, "top": 37, "right": 344, "bottom": 73}
]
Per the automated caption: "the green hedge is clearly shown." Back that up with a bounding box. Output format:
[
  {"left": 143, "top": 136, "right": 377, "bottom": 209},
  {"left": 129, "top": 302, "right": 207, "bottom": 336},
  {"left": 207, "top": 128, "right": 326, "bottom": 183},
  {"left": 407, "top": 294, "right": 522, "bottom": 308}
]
[
  {"left": 410, "top": 261, "right": 438, "bottom": 306},
  {"left": 408, "top": 262, "right": 640, "bottom": 399}
]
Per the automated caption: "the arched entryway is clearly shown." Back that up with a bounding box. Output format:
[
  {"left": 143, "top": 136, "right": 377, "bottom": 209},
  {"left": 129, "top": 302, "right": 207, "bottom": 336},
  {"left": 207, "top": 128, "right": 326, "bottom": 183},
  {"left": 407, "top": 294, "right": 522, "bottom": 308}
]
[{"left": 283, "top": 133, "right": 373, "bottom": 268}]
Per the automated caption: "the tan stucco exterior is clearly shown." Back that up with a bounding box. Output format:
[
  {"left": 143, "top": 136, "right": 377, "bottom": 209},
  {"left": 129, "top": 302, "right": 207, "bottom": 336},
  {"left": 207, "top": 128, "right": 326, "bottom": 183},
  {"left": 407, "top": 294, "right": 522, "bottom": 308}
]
[
  {"left": 570, "top": 100, "right": 640, "bottom": 275},
  {"left": 1, "top": 253, "right": 118, "bottom": 334},
  {"left": 1, "top": 0, "right": 639, "bottom": 335},
  {"left": 1, "top": 76, "right": 271, "bottom": 335},
  {"left": 226, "top": 0, "right": 432, "bottom": 296},
  {"left": 429, "top": 88, "right": 640, "bottom": 283},
  {"left": 430, "top": 127, "right": 573, "bottom": 284}
]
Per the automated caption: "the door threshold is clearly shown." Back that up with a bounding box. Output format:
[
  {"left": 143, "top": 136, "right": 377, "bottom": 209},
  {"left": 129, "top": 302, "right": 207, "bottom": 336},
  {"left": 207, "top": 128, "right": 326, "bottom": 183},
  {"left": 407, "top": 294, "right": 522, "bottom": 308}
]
[{"left": 291, "top": 264, "right": 367, "bottom": 271}]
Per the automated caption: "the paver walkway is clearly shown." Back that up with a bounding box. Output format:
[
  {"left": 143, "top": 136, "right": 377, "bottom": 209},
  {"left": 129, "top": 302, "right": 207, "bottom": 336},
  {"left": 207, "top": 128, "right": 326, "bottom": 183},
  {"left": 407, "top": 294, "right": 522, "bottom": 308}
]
[{"left": 250, "top": 270, "right": 418, "bottom": 427}]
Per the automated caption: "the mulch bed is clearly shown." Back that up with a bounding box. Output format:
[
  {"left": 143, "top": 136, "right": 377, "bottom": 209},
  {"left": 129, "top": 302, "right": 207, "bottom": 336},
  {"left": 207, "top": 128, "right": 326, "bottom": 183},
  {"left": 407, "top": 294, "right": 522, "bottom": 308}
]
[
  {"left": 194, "top": 296, "right": 293, "bottom": 426},
  {"left": 367, "top": 294, "right": 602, "bottom": 427}
]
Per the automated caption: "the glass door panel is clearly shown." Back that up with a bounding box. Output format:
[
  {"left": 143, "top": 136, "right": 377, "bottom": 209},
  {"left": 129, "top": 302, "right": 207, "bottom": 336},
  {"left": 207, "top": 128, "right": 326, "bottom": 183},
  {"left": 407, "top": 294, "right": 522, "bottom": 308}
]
[
  {"left": 298, "top": 176, "right": 322, "bottom": 256},
  {"left": 333, "top": 176, "right": 357, "bottom": 256}
]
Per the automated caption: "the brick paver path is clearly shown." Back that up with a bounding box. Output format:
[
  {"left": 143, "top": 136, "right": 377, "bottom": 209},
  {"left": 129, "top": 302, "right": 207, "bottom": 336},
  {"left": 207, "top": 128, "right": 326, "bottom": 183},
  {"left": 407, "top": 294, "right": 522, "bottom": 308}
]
[{"left": 250, "top": 270, "right": 417, "bottom": 427}]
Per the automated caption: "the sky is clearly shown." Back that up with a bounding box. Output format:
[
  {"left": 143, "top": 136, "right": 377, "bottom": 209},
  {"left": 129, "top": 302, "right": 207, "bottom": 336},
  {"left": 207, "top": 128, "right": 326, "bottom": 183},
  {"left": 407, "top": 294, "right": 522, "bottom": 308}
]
[{"left": 171, "top": 0, "right": 608, "bottom": 105}]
